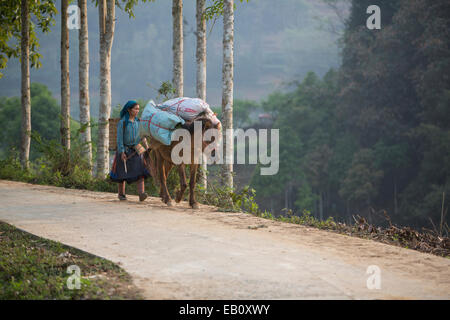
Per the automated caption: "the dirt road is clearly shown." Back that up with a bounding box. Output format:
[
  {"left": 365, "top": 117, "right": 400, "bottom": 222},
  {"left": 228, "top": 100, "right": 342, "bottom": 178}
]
[{"left": 0, "top": 180, "right": 449, "bottom": 299}]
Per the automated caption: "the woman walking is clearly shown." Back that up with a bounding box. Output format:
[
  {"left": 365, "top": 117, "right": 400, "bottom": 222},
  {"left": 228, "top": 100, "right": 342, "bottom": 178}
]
[{"left": 110, "top": 100, "right": 150, "bottom": 201}]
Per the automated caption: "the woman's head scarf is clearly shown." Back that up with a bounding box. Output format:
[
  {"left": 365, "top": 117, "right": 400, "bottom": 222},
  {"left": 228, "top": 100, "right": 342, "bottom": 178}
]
[{"left": 120, "top": 100, "right": 138, "bottom": 124}]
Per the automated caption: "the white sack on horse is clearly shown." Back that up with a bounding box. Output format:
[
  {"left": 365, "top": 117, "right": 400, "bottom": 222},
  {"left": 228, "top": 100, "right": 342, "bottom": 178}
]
[
  {"left": 139, "top": 100, "right": 185, "bottom": 146},
  {"left": 157, "top": 97, "right": 221, "bottom": 127}
]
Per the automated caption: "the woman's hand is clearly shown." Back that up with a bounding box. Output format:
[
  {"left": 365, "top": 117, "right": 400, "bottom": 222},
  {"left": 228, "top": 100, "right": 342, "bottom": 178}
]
[{"left": 121, "top": 152, "right": 127, "bottom": 162}]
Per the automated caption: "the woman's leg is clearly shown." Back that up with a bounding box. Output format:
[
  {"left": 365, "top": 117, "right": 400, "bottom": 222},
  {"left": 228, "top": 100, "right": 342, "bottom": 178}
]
[
  {"left": 137, "top": 177, "right": 145, "bottom": 194},
  {"left": 118, "top": 181, "right": 126, "bottom": 195},
  {"left": 137, "top": 177, "right": 147, "bottom": 201}
]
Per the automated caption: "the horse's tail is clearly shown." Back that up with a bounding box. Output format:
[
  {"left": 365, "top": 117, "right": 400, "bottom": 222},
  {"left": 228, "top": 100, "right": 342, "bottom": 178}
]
[{"left": 144, "top": 148, "right": 159, "bottom": 186}]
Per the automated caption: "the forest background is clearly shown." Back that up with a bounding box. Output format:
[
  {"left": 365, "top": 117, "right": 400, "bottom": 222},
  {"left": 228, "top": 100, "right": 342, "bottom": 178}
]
[{"left": 0, "top": 0, "right": 448, "bottom": 230}]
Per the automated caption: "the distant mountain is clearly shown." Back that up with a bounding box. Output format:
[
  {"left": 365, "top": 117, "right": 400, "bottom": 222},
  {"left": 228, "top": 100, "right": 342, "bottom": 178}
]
[{"left": 0, "top": 0, "right": 345, "bottom": 120}]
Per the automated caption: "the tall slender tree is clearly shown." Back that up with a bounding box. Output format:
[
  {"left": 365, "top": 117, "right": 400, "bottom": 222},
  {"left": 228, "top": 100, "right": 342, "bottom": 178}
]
[
  {"left": 61, "top": 0, "right": 70, "bottom": 150},
  {"left": 221, "top": 0, "right": 234, "bottom": 188},
  {"left": 0, "top": 1, "right": 56, "bottom": 77},
  {"left": 78, "top": 0, "right": 92, "bottom": 168},
  {"left": 196, "top": 0, "right": 206, "bottom": 101},
  {"left": 20, "top": 0, "right": 31, "bottom": 169},
  {"left": 172, "top": 0, "right": 183, "bottom": 97},
  {"left": 1, "top": 1, "right": 56, "bottom": 168},
  {"left": 196, "top": 0, "right": 207, "bottom": 189},
  {"left": 96, "top": 0, "right": 115, "bottom": 177},
  {"left": 94, "top": 0, "right": 154, "bottom": 177}
]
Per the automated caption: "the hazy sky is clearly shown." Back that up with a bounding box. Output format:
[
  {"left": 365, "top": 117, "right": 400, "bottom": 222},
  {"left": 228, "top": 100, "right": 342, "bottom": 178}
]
[{"left": 0, "top": 0, "right": 346, "bottom": 120}]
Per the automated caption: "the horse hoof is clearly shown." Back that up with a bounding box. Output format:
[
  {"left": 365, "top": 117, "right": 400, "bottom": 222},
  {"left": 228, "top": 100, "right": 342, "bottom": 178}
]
[
  {"left": 191, "top": 202, "right": 199, "bottom": 209},
  {"left": 175, "top": 191, "right": 185, "bottom": 203}
]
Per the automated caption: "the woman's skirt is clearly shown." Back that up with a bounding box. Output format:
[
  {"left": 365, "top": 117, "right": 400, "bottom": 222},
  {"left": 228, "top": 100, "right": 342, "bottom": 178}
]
[{"left": 110, "top": 148, "right": 151, "bottom": 183}]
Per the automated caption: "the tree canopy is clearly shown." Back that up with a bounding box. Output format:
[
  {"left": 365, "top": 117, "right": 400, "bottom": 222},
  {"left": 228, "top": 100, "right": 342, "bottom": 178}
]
[
  {"left": 249, "top": 0, "right": 450, "bottom": 229},
  {"left": 0, "top": 0, "right": 57, "bottom": 78}
]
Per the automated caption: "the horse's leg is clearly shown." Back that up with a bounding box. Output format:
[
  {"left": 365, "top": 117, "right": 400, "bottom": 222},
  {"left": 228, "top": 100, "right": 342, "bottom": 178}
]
[
  {"left": 156, "top": 151, "right": 172, "bottom": 206},
  {"left": 163, "top": 160, "right": 174, "bottom": 206},
  {"left": 159, "top": 168, "right": 164, "bottom": 200},
  {"left": 189, "top": 164, "right": 199, "bottom": 209},
  {"left": 164, "top": 160, "right": 174, "bottom": 199},
  {"left": 155, "top": 152, "right": 164, "bottom": 199},
  {"left": 165, "top": 161, "right": 173, "bottom": 176},
  {"left": 176, "top": 164, "right": 187, "bottom": 203}
]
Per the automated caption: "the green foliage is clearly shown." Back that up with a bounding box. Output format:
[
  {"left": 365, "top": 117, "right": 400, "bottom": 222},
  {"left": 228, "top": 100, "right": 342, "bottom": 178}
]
[
  {"left": 156, "top": 81, "right": 176, "bottom": 101},
  {"left": 233, "top": 99, "right": 259, "bottom": 128},
  {"left": 0, "top": 221, "right": 142, "bottom": 299},
  {"left": 231, "top": 186, "right": 259, "bottom": 215},
  {"left": 278, "top": 209, "right": 338, "bottom": 230},
  {"left": 204, "top": 0, "right": 249, "bottom": 21},
  {"left": 196, "top": 182, "right": 237, "bottom": 211},
  {"left": 31, "top": 130, "right": 90, "bottom": 177},
  {"left": 337, "top": 0, "right": 450, "bottom": 227},
  {"left": 195, "top": 181, "right": 260, "bottom": 214},
  {"left": 116, "top": 0, "right": 156, "bottom": 19},
  {"left": 0, "top": 0, "right": 57, "bottom": 78},
  {"left": 204, "top": 0, "right": 224, "bottom": 21},
  {"left": 0, "top": 117, "right": 162, "bottom": 198},
  {"left": 0, "top": 82, "right": 62, "bottom": 160},
  {"left": 250, "top": 69, "right": 340, "bottom": 218},
  {"left": 0, "top": 81, "right": 165, "bottom": 198},
  {"left": 143, "top": 80, "right": 176, "bottom": 105},
  {"left": 0, "top": 148, "right": 34, "bottom": 182},
  {"left": 249, "top": 0, "right": 450, "bottom": 229},
  {"left": 294, "top": 182, "right": 316, "bottom": 213},
  {"left": 211, "top": 99, "right": 259, "bottom": 128},
  {"left": 339, "top": 148, "right": 384, "bottom": 207}
]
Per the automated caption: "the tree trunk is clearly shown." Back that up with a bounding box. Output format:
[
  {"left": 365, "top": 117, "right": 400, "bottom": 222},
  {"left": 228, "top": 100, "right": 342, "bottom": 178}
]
[
  {"left": 96, "top": 0, "right": 115, "bottom": 177},
  {"left": 20, "top": 0, "right": 31, "bottom": 169},
  {"left": 172, "top": 0, "right": 183, "bottom": 97},
  {"left": 221, "top": 0, "right": 234, "bottom": 189},
  {"left": 61, "top": 0, "right": 71, "bottom": 150},
  {"left": 196, "top": 0, "right": 206, "bottom": 101},
  {"left": 196, "top": 0, "right": 207, "bottom": 189},
  {"left": 78, "top": 0, "right": 92, "bottom": 169}
]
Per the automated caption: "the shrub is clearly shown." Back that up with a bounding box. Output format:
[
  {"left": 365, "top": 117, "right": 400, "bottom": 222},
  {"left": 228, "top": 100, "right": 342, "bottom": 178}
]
[{"left": 0, "top": 149, "right": 34, "bottom": 182}]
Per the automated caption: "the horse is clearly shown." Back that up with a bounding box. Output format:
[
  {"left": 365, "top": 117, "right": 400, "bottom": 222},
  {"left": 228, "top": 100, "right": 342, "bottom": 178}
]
[{"left": 143, "top": 115, "right": 221, "bottom": 209}]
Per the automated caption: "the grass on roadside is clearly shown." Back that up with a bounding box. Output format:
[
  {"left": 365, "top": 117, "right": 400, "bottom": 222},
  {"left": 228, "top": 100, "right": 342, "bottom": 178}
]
[
  {"left": 198, "top": 183, "right": 450, "bottom": 259},
  {"left": 0, "top": 221, "right": 143, "bottom": 300},
  {"left": 249, "top": 208, "right": 450, "bottom": 259}
]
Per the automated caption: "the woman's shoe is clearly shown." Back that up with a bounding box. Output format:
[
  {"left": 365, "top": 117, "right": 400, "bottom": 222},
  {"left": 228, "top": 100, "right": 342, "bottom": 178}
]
[
  {"left": 139, "top": 192, "right": 148, "bottom": 202},
  {"left": 118, "top": 194, "right": 127, "bottom": 201}
]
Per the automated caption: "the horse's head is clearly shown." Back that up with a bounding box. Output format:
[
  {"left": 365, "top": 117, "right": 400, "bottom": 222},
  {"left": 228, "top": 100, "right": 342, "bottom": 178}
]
[
  {"left": 197, "top": 114, "right": 222, "bottom": 153},
  {"left": 181, "top": 113, "right": 222, "bottom": 156}
]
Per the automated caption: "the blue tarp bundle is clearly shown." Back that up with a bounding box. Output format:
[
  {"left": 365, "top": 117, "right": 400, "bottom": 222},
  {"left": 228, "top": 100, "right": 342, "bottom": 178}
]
[{"left": 139, "top": 100, "right": 185, "bottom": 145}]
